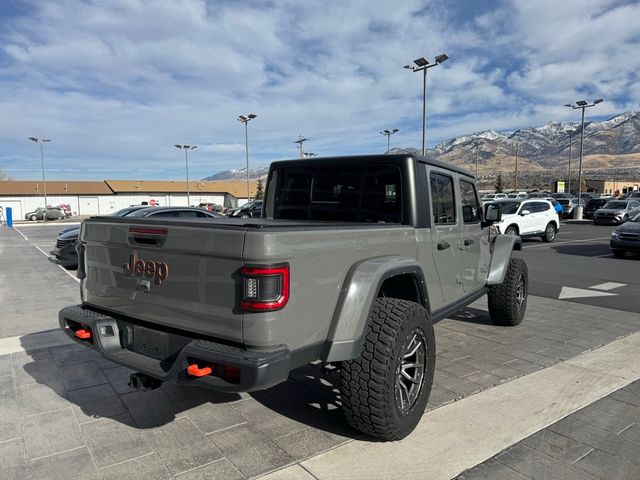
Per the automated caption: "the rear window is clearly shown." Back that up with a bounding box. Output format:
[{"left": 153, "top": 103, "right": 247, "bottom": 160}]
[
  {"left": 604, "top": 201, "right": 628, "bottom": 209},
  {"left": 267, "top": 164, "right": 402, "bottom": 223}
]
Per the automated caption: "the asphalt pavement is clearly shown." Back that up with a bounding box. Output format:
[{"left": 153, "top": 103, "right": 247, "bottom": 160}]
[{"left": 515, "top": 221, "right": 640, "bottom": 315}]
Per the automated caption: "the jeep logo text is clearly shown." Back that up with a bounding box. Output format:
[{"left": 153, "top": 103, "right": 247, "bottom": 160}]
[{"left": 123, "top": 252, "right": 169, "bottom": 285}]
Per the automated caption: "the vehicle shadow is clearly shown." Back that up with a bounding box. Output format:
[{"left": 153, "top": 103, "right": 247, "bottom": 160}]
[
  {"left": 449, "top": 307, "right": 494, "bottom": 326},
  {"left": 18, "top": 336, "right": 361, "bottom": 439}
]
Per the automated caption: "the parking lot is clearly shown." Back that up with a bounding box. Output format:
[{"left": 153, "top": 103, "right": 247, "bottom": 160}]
[{"left": 1, "top": 221, "right": 640, "bottom": 479}]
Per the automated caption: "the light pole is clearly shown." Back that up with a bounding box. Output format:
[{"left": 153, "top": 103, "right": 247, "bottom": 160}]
[
  {"left": 564, "top": 98, "right": 603, "bottom": 219},
  {"left": 238, "top": 114, "right": 257, "bottom": 201},
  {"left": 403, "top": 54, "right": 448, "bottom": 155},
  {"left": 566, "top": 129, "right": 575, "bottom": 194},
  {"left": 380, "top": 129, "right": 399, "bottom": 154},
  {"left": 472, "top": 141, "right": 481, "bottom": 178},
  {"left": 293, "top": 134, "right": 307, "bottom": 159},
  {"left": 174, "top": 144, "right": 197, "bottom": 206},
  {"left": 514, "top": 142, "right": 519, "bottom": 191},
  {"left": 28, "top": 137, "right": 51, "bottom": 213}
]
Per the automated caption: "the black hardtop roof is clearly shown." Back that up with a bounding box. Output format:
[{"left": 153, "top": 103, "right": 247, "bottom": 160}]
[{"left": 268, "top": 154, "right": 475, "bottom": 178}]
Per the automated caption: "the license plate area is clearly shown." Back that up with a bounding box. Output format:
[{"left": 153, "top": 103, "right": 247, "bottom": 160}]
[{"left": 132, "top": 326, "right": 170, "bottom": 360}]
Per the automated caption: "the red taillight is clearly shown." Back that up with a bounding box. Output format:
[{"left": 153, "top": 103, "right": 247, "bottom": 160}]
[{"left": 240, "top": 265, "right": 290, "bottom": 311}]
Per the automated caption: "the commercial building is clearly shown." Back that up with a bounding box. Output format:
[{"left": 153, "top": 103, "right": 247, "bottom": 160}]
[
  {"left": 555, "top": 179, "right": 640, "bottom": 195},
  {"left": 0, "top": 179, "right": 258, "bottom": 219}
]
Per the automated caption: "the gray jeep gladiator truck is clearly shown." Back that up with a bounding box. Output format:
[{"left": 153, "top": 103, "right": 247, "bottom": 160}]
[{"left": 59, "top": 154, "right": 527, "bottom": 440}]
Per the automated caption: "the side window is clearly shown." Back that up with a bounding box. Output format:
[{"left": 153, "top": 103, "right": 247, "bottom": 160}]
[
  {"left": 177, "top": 211, "right": 198, "bottom": 218},
  {"left": 460, "top": 180, "right": 481, "bottom": 223},
  {"left": 630, "top": 201, "right": 639, "bottom": 208},
  {"left": 149, "top": 211, "right": 177, "bottom": 217},
  {"left": 430, "top": 172, "right": 456, "bottom": 224},
  {"left": 195, "top": 211, "right": 208, "bottom": 218}
]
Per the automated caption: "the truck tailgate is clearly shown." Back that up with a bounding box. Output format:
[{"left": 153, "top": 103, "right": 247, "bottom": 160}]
[{"left": 81, "top": 219, "right": 245, "bottom": 343}]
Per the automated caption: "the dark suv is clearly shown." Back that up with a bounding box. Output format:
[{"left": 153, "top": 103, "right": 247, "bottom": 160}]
[{"left": 584, "top": 198, "right": 610, "bottom": 219}]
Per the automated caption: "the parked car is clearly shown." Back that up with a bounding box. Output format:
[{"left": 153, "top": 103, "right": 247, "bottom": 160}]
[
  {"left": 610, "top": 211, "right": 640, "bottom": 258},
  {"left": 506, "top": 192, "right": 528, "bottom": 200},
  {"left": 593, "top": 200, "right": 640, "bottom": 225},
  {"left": 225, "top": 200, "right": 263, "bottom": 218},
  {"left": 583, "top": 198, "right": 610, "bottom": 219},
  {"left": 543, "top": 198, "right": 564, "bottom": 217},
  {"left": 25, "top": 207, "right": 65, "bottom": 221},
  {"left": 481, "top": 193, "right": 497, "bottom": 202},
  {"left": 556, "top": 198, "right": 584, "bottom": 218},
  {"left": 622, "top": 191, "right": 640, "bottom": 200},
  {"left": 550, "top": 193, "right": 572, "bottom": 200},
  {"left": 490, "top": 199, "right": 559, "bottom": 242},
  {"left": 50, "top": 207, "right": 223, "bottom": 268}
]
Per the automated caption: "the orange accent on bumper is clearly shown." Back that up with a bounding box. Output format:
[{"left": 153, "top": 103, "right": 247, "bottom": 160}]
[
  {"left": 187, "top": 364, "right": 212, "bottom": 377},
  {"left": 75, "top": 329, "right": 92, "bottom": 340}
]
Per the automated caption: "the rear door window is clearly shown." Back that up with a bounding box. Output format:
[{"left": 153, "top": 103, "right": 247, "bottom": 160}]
[
  {"left": 460, "top": 180, "right": 481, "bottom": 223},
  {"left": 430, "top": 173, "right": 456, "bottom": 224}
]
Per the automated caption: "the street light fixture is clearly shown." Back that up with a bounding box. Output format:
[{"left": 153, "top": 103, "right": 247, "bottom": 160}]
[
  {"left": 174, "top": 144, "right": 197, "bottom": 206},
  {"left": 404, "top": 53, "right": 449, "bottom": 155},
  {"left": 293, "top": 134, "right": 308, "bottom": 159},
  {"left": 238, "top": 113, "right": 257, "bottom": 201},
  {"left": 564, "top": 98, "right": 603, "bottom": 219},
  {"left": 28, "top": 137, "right": 52, "bottom": 215},
  {"left": 380, "top": 129, "right": 399, "bottom": 154}
]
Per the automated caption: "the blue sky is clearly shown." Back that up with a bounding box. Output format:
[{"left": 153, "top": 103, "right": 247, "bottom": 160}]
[{"left": 0, "top": 0, "right": 638, "bottom": 181}]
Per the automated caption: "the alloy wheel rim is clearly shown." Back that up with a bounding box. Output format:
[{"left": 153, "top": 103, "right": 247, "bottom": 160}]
[
  {"left": 394, "top": 328, "right": 427, "bottom": 415},
  {"left": 515, "top": 273, "right": 526, "bottom": 311},
  {"left": 546, "top": 225, "right": 555, "bottom": 240}
]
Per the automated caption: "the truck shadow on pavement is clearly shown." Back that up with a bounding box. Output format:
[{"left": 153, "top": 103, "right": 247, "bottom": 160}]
[
  {"left": 551, "top": 243, "right": 638, "bottom": 258},
  {"left": 18, "top": 338, "right": 362, "bottom": 441}
]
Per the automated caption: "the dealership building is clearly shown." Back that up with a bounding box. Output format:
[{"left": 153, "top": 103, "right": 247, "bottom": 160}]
[{"left": 0, "top": 179, "right": 258, "bottom": 219}]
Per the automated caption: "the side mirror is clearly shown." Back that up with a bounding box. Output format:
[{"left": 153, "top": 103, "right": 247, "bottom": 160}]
[
  {"left": 520, "top": 209, "right": 531, "bottom": 216},
  {"left": 482, "top": 203, "right": 501, "bottom": 228}
]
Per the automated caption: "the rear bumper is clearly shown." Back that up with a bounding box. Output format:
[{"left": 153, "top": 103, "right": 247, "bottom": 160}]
[{"left": 59, "top": 305, "right": 291, "bottom": 392}]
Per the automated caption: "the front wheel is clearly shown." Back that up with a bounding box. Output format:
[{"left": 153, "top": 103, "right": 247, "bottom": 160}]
[
  {"left": 488, "top": 258, "right": 528, "bottom": 326},
  {"left": 340, "top": 298, "right": 435, "bottom": 441},
  {"left": 504, "top": 225, "right": 518, "bottom": 236},
  {"left": 30, "top": 215, "right": 37, "bottom": 221},
  {"left": 542, "top": 223, "right": 556, "bottom": 242}
]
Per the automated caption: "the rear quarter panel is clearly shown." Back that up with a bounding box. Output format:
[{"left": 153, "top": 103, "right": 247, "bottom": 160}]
[{"left": 241, "top": 226, "right": 417, "bottom": 351}]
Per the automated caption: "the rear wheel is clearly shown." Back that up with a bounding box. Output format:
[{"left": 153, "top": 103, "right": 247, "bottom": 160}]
[
  {"left": 488, "top": 258, "right": 528, "bottom": 326},
  {"left": 340, "top": 298, "right": 435, "bottom": 440},
  {"left": 612, "top": 249, "right": 626, "bottom": 258},
  {"left": 542, "top": 223, "right": 556, "bottom": 242}
]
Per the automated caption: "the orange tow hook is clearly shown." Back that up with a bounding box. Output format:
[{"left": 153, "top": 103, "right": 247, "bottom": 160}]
[
  {"left": 75, "top": 329, "right": 92, "bottom": 340},
  {"left": 187, "top": 364, "right": 212, "bottom": 377}
]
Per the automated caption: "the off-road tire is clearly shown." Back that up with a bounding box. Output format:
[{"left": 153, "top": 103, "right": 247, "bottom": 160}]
[
  {"left": 339, "top": 298, "right": 435, "bottom": 441},
  {"left": 504, "top": 225, "right": 518, "bottom": 236},
  {"left": 542, "top": 222, "right": 556, "bottom": 242},
  {"left": 488, "top": 258, "right": 528, "bottom": 326},
  {"left": 612, "top": 249, "right": 626, "bottom": 258}
]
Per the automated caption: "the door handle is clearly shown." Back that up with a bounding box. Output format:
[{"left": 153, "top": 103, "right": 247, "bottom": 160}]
[
  {"left": 437, "top": 241, "right": 451, "bottom": 251},
  {"left": 464, "top": 238, "right": 474, "bottom": 246}
]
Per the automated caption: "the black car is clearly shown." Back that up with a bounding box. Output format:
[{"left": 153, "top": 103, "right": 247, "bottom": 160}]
[
  {"left": 49, "top": 207, "right": 223, "bottom": 268},
  {"left": 610, "top": 211, "right": 640, "bottom": 258},
  {"left": 225, "top": 200, "right": 263, "bottom": 218},
  {"left": 583, "top": 198, "right": 610, "bottom": 219}
]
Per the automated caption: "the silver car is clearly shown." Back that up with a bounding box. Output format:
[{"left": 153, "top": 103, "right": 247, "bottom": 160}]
[{"left": 594, "top": 200, "right": 640, "bottom": 224}]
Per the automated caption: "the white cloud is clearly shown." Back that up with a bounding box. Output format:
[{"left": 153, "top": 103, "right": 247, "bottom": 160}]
[{"left": 0, "top": 0, "right": 637, "bottom": 180}]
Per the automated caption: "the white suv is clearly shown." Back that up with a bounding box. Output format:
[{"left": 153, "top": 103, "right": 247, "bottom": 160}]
[{"left": 493, "top": 199, "right": 560, "bottom": 242}]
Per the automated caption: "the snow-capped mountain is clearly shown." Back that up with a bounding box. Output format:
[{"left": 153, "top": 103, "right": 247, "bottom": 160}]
[{"left": 201, "top": 166, "right": 270, "bottom": 181}]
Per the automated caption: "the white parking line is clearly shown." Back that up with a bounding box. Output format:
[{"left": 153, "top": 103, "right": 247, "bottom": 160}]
[
  {"left": 523, "top": 237, "right": 610, "bottom": 249},
  {"left": 34, "top": 245, "right": 81, "bottom": 283},
  {"left": 13, "top": 227, "right": 28, "bottom": 241}
]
